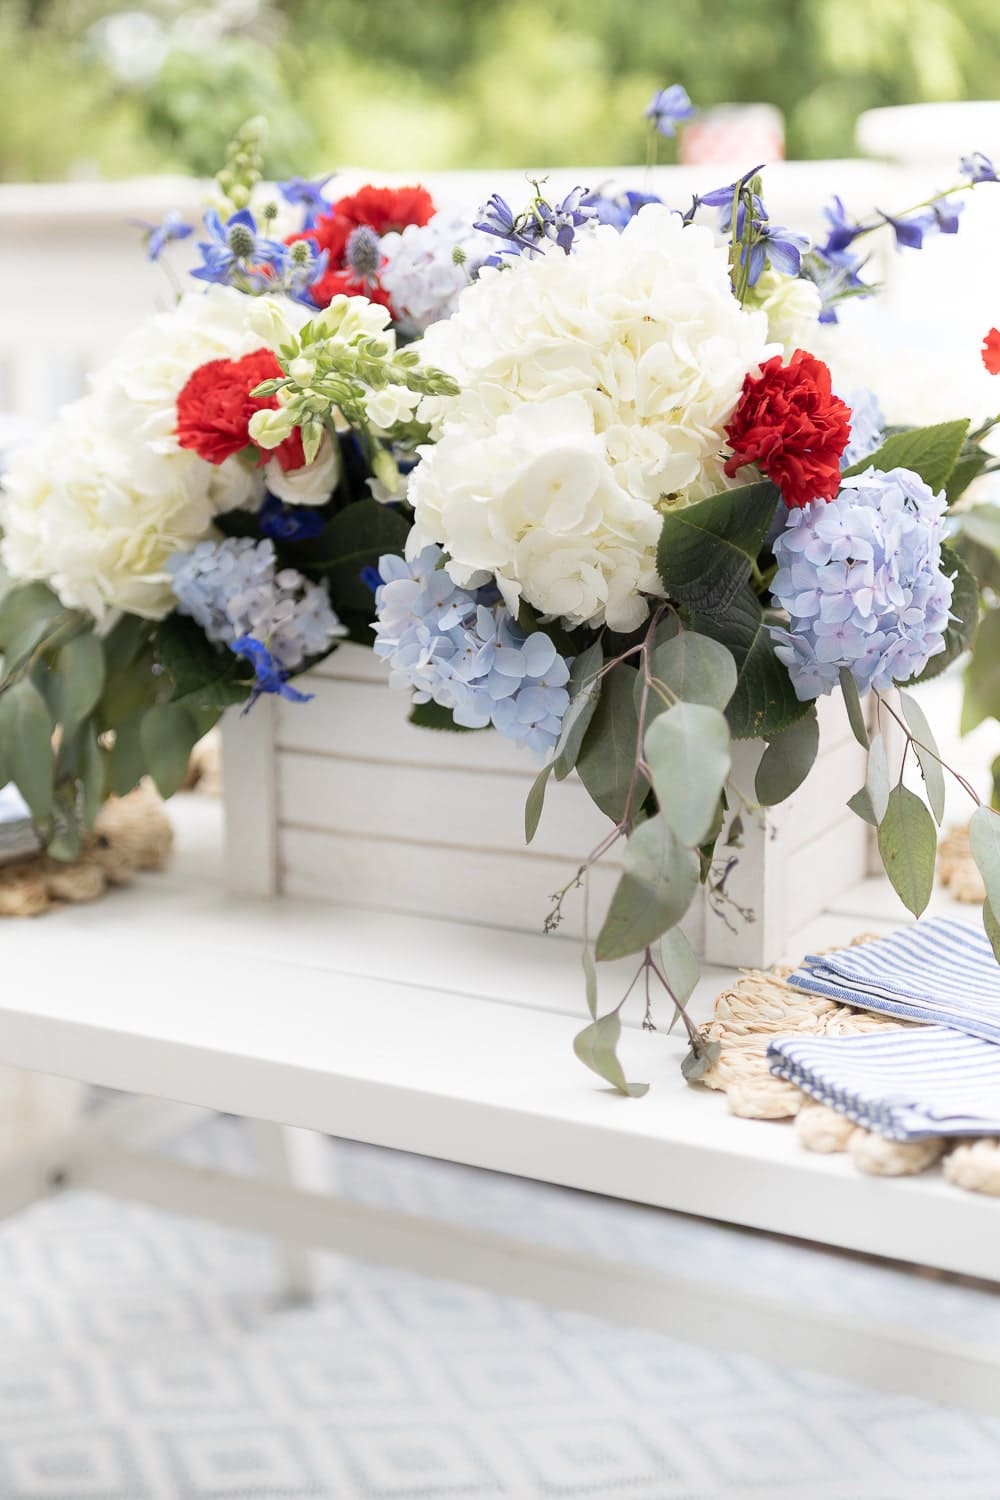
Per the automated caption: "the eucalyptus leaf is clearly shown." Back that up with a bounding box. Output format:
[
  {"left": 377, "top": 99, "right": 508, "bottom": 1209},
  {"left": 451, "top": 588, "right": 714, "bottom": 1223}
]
[
  {"left": 659, "top": 925, "right": 699, "bottom": 1008},
  {"left": 582, "top": 944, "right": 599, "bottom": 1020},
  {"left": 154, "top": 614, "right": 243, "bottom": 707},
  {"left": 595, "top": 814, "right": 699, "bottom": 961},
  {"left": 553, "top": 639, "right": 604, "bottom": 780},
  {"left": 56, "top": 632, "right": 105, "bottom": 738},
  {"left": 962, "top": 609, "right": 1000, "bottom": 734},
  {"left": 140, "top": 702, "right": 201, "bottom": 800},
  {"left": 79, "top": 721, "right": 106, "bottom": 829},
  {"left": 957, "top": 504, "right": 1000, "bottom": 551},
  {"left": 645, "top": 703, "right": 731, "bottom": 847},
  {"left": 899, "top": 690, "right": 947, "bottom": 825},
  {"left": 754, "top": 706, "right": 819, "bottom": 806},
  {"left": 656, "top": 480, "right": 779, "bottom": 615},
  {"left": 573, "top": 1011, "right": 648, "bottom": 1097},
  {"left": 0, "top": 582, "right": 66, "bottom": 674},
  {"left": 681, "top": 1038, "right": 721, "bottom": 1083},
  {"left": 576, "top": 663, "right": 645, "bottom": 824},
  {"left": 838, "top": 668, "right": 869, "bottom": 749},
  {"left": 109, "top": 713, "right": 147, "bottom": 798},
  {"left": 99, "top": 644, "right": 160, "bottom": 729},
  {"left": 524, "top": 761, "right": 553, "bottom": 844},
  {"left": 843, "top": 419, "right": 969, "bottom": 492},
  {"left": 969, "top": 806, "right": 1000, "bottom": 926},
  {"left": 646, "top": 629, "right": 738, "bottom": 718},
  {"left": 847, "top": 785, "right": 878, "bottom": 827},
  {"left": 877, "top": 784, "right": 937, "bottom": 917},
  {"left": 865, "top": 731, "right": 891, "bottom": 824},
  {"left": 0, "top": 677, "right": 54, "bottom": 820}
]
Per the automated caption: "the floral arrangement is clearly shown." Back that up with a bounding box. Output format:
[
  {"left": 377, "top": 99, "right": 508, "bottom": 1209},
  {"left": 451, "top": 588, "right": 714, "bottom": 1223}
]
[{"left": 3, "top": 108, "right": 1000, "bottom": 1092}]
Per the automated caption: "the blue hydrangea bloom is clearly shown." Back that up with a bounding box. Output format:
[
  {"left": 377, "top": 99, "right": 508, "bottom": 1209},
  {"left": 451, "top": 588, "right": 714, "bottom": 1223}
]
[
  {"left": 839, "top": 387, "right": 886, "bottom": 469},
  {"left": 168, "top": 536, "right": 345, "bottom": 675},
  {"left": 372, "top": 546, "right": 572, "bottom": 757},
  {"left": 769, "top": 467, "right": 955, "bottom": 700}
]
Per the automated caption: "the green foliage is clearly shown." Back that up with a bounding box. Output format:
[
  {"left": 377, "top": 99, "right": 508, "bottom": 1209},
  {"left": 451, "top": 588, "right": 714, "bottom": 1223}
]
[
  {"left": 842, "top": 419, "right": 970, "bottom": 492},
  {"left": 898, "top": 690, "right": 946, "bottom": 825},
  {"left": 656, "top": 481, "right": 779, "bottom": 617},
  {"left": 754, "top": 705, "right": 819, "bottom": 805},
  {"left": 553, "top": 639, "right": 604, "bottom": 780},
  {"left": 645, "top": 702, "right": 731, "bottom": 848},
  {"left": 915, "top": 545, "right": 979, "bottom": 686},
  {"left": 576, "top": 663, "right": 645, "bottom": 823},
  {"left": 306, "top": 499, "right": 410, "bottom": 613},
  {"left": 645, "top": 629, "right": 738, "bottom": 718},
  {"left": 572, "top": 1011, "right": 648, "bottom": 1098},
  {"left": 407, "top": 700, "right": 479, "bottom": 731},
  {"left": 877, "top": 783, "right": 937, "bottom": 916},
  {"left": 694, "top": 588, "right": 809, "bottom": 739},
  {"left": 961, "top": 609, "right": 1000, "bottom": 734},
  {"left": 524, "top": 761, "right": 554, "bottom": 844},
  {"left": 594, "top": 814, "right": 699, "bottom": 961},
  {"left": 838, "top": 668, "right": 870, "bottom": 749},
  {"left": 0, "top": 677, "right": 54, "bottom": 820}
]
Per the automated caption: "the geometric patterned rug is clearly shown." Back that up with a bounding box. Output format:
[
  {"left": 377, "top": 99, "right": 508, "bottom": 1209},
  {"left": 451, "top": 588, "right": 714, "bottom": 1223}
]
[{"left": 1, "top": 1113, "right": 999, "bottom": 1499}]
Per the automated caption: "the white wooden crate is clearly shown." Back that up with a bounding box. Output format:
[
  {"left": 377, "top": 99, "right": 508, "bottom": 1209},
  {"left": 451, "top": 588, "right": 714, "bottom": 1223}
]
[{"left": 222, "top": 644, "right": 870, "bottom": 967}]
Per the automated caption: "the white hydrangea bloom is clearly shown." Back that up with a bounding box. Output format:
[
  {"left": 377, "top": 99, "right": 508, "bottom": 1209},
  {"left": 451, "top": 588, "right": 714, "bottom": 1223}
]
[
  {"left": 379, "top": 210, "right": 494, "bottom": 335},
  {"left": 408, "top": 205, "right": 775, "bottom": 630},
  {"left": 0, "top": 287, "right": 309, "bottom": 622}
]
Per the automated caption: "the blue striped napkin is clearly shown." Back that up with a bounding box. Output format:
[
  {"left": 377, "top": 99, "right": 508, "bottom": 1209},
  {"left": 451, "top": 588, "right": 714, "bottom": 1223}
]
[
  {"left": 783, "top": 917, "right": 1000, "bottom": 1043},
  {"left": 767, "top": 917, "right": 1000, "bottom": 1141},
  {"left": 768, "top": 1027, "right": 1000, "bottom": 1141}
]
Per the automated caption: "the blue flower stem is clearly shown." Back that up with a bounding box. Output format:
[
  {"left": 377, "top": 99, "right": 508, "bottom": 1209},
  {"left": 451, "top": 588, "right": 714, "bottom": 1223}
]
[{"left": 852, "top": 178, "right": 983, "bottom": 245}]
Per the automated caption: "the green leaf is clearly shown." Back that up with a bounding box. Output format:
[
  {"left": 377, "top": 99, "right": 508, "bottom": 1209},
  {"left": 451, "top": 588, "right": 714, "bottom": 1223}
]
[
  {"left": 838, "top": 667, "right": 869, "bottom": 749},
  {"left": 659, "top": 925, "right": 700, "bottom": 1008},
  {"left": 525, "top": 761, "right": 553, "bottom": 844},
  {"left": 969, "top": 806, "right": 1000, "bottom": 931},
  {"left": 898, "top": 690, "right": 946, "bottom": 825},
  {"left": 101, "top": 613, "right": 152, "bottom": 679},
  {"left": 962, "top": 608, "right": 1000, "bottom": 733},
  {"left": 957, "top": 504, "right": 1000, "bottom": 552},
  {"left": 98, "top": 643, "right": 160, "bottom": 729},
  {"left": 984, "top": 898, "right": 1000, "bottom": 964},
  {"left": 573, "top": 1012, "right": 648, "bottom": 1098},
  {"left": 946, "top": 445, "right": 992, "bottom": 507},
  {"left": 681, "top": 1038, "right": 722, "bottom": 1083},
  {"left": 153, "top": 614, "right": 243, "bottom": 707},
  {"left": 140, "top": 702, "right": 201, "bottom": 800},
  {"left": 553, "top": 639, "right": 604, "bottom": 780},
  {"left": 865, "top": 731, "right": 891, "bottom": 824},
  {"left": 595, "top": 814, "right": 699, "bottom": 961},
  {"left": 0, "top": 677, "right": 54, "bottom": 820},
  {"left": 645, "top": 630, "right": 738, "bottom": 722},
  {"left": 79, "top": 721, "right": 106, "bottom": 828},
  {"left": 656, "top": 480, "right": 779, "bottom": 615},
  {"left": 109, "top": 713, "right": 147, "bottom": 798},
  {"left": 847, "top": 785, "right": 878, "bottom": 826},
  {"left": 0, "top": 582, "right": 66, "bottom": 674},
  {"left": 408, "top": 700, "right": 478, "bottom": 732},
  {"left": 876, "top": 784, "right": 937, "bottom": 917},
  {"left": 694, "top": 587, "right": 809, "bottom": 739},
  {"left": 844, "top": 419, "right": 969, "bottom": 491},
  {"left": 645, "top": 703, "right": 731, "bottom": 847},
  {"left": 915, "top": 546, "right": 979, "bottom": 687},
  {"left": 582, "top": 944, "right": 599, "bottom": 1020},
  {"left": 754, "top": 706, "right": 819, "bottom": 805},
  {"left": 55, "top": 632, "right": 105, "bottom": 737},
  {"left": 47, "top": 785, "right": 82, "bottom": 863},
  {"left": 306, "top": 499, "right": 410, "bottom": 611},
  {"left": 576, "top": 663, "right": 644, "bottom": 823}
]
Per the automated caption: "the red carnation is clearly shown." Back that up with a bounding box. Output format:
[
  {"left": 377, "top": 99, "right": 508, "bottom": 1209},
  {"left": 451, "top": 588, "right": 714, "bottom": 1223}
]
[
  {"left": 176, "top": 349, "right": 304, "bottom": 472},
  {"left": 285, "top": 183, "right": 435, "bottom": 310},
  {"left": 983, "top": 328, "right": 1000, "bottom": 375},
  {"left": 724, "top": 349, "right": 851, "bottom": 509}
]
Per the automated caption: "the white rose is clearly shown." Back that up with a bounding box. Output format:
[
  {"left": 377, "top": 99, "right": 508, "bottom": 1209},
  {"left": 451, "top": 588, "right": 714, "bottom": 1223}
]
[{"left": 264, "top": 431, "right": 339, "bottom": 506}]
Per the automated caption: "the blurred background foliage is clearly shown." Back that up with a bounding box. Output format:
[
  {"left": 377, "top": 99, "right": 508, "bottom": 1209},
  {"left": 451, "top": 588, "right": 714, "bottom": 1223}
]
[{"left": 4, "top": 0, "right": 1000, "bottom": 180}]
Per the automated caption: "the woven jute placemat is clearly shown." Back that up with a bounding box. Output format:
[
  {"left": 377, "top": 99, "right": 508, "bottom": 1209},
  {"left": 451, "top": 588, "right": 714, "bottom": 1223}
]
[{"left": 698, "top": 934, "right": 1000, "bottom": 1197}]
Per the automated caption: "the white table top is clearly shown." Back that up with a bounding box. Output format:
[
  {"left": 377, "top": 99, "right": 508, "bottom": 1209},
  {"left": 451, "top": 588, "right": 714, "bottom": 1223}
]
[{"left": 1, "top": 793, "right": 998, "bottom": 1283}]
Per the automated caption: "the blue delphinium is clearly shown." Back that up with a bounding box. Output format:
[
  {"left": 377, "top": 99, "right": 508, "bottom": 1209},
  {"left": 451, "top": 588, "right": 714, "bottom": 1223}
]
[
  {"left": 839, "top": 388, "right": 886, "bottom": 469},
  {"left": 583, "top": 188, "right": 662, "bottom": 229},
  {"left": 130, "top": 210, "right": 193, "bottom": 261},
  {"left": 372, "top": 546, "right": 572, "bottom": 757},
  {"left": 820, "top": 195, "right": 864, "bottom": 255},
  {"left": 168, "top": 536, "right": 345, "bottom": 683},
  {"left": 258, "top": 495, "right": 326, "bottom": 544},
  {"left": 278, "top": 172, "right": 336, "bottom": 228},
  {"left": 644, "top": 84, "right": 695, "bottom": 137},
  {"left": 960, "top": 152, "right": 998, "bottom": 184},
  {"left": 475, "top": 187, "right": 598, "bottom": 259},
  {"left": 191, "top": 208, "right": 288, "bottom": 289},
  {"left": 231, "top": 636, "right": 315, "bottom": 712},
  {"left": 769, "top": 467, "right": 955, "bottom": 700}
]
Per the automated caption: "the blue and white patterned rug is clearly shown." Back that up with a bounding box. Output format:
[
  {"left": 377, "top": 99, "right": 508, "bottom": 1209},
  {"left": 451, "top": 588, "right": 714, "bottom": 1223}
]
[{"left": 1, "top": 1112, "right": 999, "bottom": 1500}]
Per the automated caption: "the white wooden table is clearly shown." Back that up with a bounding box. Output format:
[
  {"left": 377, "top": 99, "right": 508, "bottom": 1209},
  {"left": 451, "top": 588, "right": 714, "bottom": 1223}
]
[{"left": 1, "top": 795, "right": 999, "bottom": 1417}]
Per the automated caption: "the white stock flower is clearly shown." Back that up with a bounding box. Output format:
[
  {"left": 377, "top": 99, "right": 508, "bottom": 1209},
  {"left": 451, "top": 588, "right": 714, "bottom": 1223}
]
[
  {"left": 409, "top": 205, "right": 774, "bottom": 629},
  {"left": 264, "top": 431, "right": 340, "bottom": 506},
  {"left": 749, "top": 268, "right": 823, "bottom": 355},
  {"left": 0, "top": 286, "right": 308, "bottom": 621},
  {"left": 363, "top": 384, "right": 422, "bottom": 430}
]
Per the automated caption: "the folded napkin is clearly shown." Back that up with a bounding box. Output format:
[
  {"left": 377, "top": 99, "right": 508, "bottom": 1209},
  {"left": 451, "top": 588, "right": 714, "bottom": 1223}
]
[
  {"left": 785, "top": 917, "right": 1000, "bottom": 1044},
  {"left": 768, "top": 1027, "right": 1000, "bottom": 1141}
]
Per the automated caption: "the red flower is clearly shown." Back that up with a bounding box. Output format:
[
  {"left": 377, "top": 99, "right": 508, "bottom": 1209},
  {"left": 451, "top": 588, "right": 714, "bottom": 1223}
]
[
  {"left": 285, "top": 183, "right": 435, "bottom": 310},
  {"left": 176, "top": 349, "right": 304, "bottom": 472},
  {"left": 724, "top": 349, "right": 851, "bottom": 508},
  {"left": 983, "top": 328, "right": 1000, "bottom": 374}
]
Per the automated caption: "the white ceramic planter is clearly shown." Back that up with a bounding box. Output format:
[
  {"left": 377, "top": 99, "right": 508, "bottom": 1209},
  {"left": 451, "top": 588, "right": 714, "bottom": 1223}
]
[{"left": 222, "top": 645, "right": 871, "bottom": 968}]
